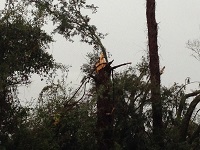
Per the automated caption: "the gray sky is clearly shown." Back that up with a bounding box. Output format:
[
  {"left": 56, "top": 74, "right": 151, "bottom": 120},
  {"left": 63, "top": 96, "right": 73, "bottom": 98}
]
[
  {"left": 52, "top": 0, "right": 200, "bottom": 86},
  {"left": 1, "top": 1, "right": 200, "bottom": 100}
]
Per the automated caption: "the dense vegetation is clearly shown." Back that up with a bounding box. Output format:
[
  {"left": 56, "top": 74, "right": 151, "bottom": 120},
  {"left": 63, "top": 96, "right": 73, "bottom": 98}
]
[{"left": 1, "top": 1, "right": 200, "bottom": 150}]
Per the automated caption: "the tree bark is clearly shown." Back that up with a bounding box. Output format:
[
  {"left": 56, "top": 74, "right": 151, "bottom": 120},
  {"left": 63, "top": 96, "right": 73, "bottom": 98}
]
[
  {"left": 146, "top": 0, "right": 163, "bottom": 148},
  {"left": 95, "top": 63, "right": 114, "bottom": 150}
]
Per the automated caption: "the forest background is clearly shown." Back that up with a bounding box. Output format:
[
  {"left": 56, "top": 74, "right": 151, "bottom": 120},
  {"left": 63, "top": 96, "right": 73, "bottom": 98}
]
[{"left": 1, "top": 0, "right": 200, "bottom": 150}]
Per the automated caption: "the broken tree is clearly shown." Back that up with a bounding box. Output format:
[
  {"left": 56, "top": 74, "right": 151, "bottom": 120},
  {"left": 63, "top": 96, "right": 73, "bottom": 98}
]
[
  {"left": 93, "top": 53, "right": 114, "bottom": 150},
  {"left": 92, "top": 53, "right": 131, "bottom": 150},
  {"left": 146, "top": 0, "right": 163, "bottom": 148}
]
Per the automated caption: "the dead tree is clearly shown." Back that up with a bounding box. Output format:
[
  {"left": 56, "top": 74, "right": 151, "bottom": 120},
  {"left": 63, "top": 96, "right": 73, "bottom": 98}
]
[{"left": 146, "top": 0, "right": 163, "bottom": 148}]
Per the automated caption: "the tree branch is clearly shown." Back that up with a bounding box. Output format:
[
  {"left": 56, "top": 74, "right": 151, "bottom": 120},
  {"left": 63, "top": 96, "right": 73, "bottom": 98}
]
[
  {"left": 111, "top": 62, "right": 132, "bottom": 70},
  {"left": 179, "top": 94, "right": 200, "bottom": 141},
  {"left": 177, "top": 90, "right": 200, "bottom": 118}
]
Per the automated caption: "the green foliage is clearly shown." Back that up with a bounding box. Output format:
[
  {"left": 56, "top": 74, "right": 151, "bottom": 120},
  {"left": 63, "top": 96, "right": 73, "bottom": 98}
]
[
  {"left": 11, "top": 70, "right": 97, "bottom": 150},
  {"left": 0, "top": 2, "right": 54, "bottom": 148},
  {"left": 24, "top": 0, "right": 108, "bottom": 61},
  {"left": 2, "top": 56, "right": 200, "bottom": 150},
  {"left": 25, "top": 0, "right": 104, "bottom": 43},
  {"left": 0, "top": 9, "right": 54, "bottom": 86}
]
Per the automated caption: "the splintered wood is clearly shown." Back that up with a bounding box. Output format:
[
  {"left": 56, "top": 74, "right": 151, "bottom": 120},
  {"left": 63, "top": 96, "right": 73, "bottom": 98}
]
[{"left": 95, "top": 52, "right": 106, "bottom": 73}]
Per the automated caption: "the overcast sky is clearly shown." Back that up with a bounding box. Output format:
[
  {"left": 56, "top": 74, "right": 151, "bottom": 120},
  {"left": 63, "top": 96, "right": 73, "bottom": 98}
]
[
  {"left": 1, "top": 0, "right": 200, "bottom": 100},
  {"left": 51, "top": 0, "right": 200, "bottom": 86}
]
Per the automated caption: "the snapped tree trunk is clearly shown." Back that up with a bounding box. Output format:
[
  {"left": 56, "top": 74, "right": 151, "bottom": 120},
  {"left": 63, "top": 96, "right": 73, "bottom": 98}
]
[
  {"left": 95, "top": 63, "right": 114, "bottom": 150},
  {"left": 146, "top": 0, "right": 163, "bottom": 148}
]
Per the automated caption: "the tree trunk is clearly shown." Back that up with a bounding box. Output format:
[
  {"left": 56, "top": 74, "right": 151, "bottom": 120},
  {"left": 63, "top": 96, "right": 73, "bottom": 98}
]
[
  {"left": 146, "top": 0, "right": 163, "bottom": 148},
  {"left": 95, "top": 63, "right": 114, "bottom": 150}
]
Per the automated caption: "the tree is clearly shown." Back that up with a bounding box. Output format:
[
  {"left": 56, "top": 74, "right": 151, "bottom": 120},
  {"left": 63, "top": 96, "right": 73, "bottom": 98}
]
[
  {"left": 25, "top": 1, "right": 164, "bottom": 148},
  {"left": 24, "top": 1, "right": 116, "bottom": 149},
  {"left": 16, "top": 57, "right": 150, "bottom": 150},
  {"left": 94, "top": 57, "right": 114, "bottom": 150},
  {"left": 25, "top": 0, "right": 108, "bottom": 62},
  {"left": 0, "top": 1, "right": 54, "bottom": 147},
  {"left": 146, "top": 0, "right": 163, "bottom": 148},
  {"left": 187, "top": 39, "right": 200, "bottom": 61},
  {"left": 4, "top": 51, "right": 200, "bottom": 150},
  {"left": 112, "top": 59, "right": 151, "bottom": 150},
  {"left": 11, "top": 65, "right": 97, "bottom": 150}
]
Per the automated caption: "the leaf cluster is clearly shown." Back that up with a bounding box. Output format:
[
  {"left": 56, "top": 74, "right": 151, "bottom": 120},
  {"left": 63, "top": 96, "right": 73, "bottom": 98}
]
[{"left": 0, "top": 7, "right": 54, "bottom": 87}]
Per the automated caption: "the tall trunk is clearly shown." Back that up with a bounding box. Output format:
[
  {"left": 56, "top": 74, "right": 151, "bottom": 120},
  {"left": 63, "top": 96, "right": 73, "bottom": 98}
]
[
  {"left": 146, "top": 0, "right": 163, "bottom": 148},
  {"left": 95, "top": 64, "right": 114, "bottom": 150}
]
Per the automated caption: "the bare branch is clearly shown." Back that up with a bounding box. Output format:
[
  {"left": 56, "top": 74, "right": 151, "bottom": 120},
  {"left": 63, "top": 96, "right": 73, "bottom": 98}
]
[
  {"left": 179, "top": 94, "right": 200, "bottom": 141},
  {"left": 187, "top": 39, "right": 200, "bottom": 61},
  {"left": 192, "top": 108, "right": 200, "bottom": 122},
  {"left": 111, "top": 62, "right": 132, "bottom": 70},
  {"left": 63, "top": 77, "right": 90, "bottom": 108},
  {"left": 177, "top": 90, "right": 200, "bottom": 118}
]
